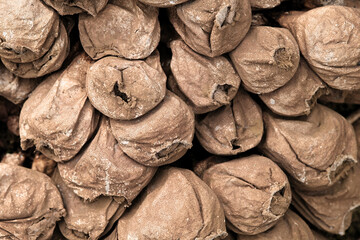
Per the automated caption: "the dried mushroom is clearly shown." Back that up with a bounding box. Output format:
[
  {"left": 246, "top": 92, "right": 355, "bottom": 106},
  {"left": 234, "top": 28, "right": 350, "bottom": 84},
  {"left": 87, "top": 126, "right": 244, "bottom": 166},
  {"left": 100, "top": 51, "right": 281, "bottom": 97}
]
[
  {"left": 169, "top": 39, "right": 241, "bottom": 114},
  {"left": 236, "top": 210, "right": 315, "bottom": 240},
  {"left": 169, "top": 0, "right": 252, "bottom": 57},
  {"left": 278, "top": 6, "right": 360, "bottom": 90},
  {"left": 0, "top": 163, "right": 65, "bottom": 239},
  {"left": 1, "top": 152, "right": 25, "bottom": 166},
  {"left": 250, "top": 0, "right": 285, "bottom": 9},
  {"left": 259, "top": 104, "right": 358, "bottom": 191},
  {"left": 53, "top": 168, "right": 125, "bottom": 240},
  {"left": 32, "top": 153, "right": 57, "bottom": 176},
  {"left": 86, "top": 51, "right": 166, "bottom": 120},
  {"left": 259, "top": 59, "right": 327, "bottom": 116},
  {"left": 79, "top": 0, "right": 160, "bottom": 60},
  {"left": 116, "top": 167, "right": 227, "bottom": 240},
  {"left": 230, "top": 26, "right": 300, "bottom": 94},
  {"left": 110, "top": 91, "right": 195, "bottom": 167},
  {"left": 138, "top": 0, "right": 190, "bottom": 7},
  {"left": 196, "top": 89, "right": 263, "bottom": 155},
  {"left": 58, "top": 117, "right": 157, "bottom": 202},
  {"left": 320, "top": 88, "right": 360, "bottom": 104},
  {"left": 0, "top": 0, "right": 59, "bottom": 63},
  {"left": 43, "top": 0, "right": 108, "bottom": 16},
  {"left": 202, "top": 155, "right": 291, "bottom": 235},
  {"left": 292, "top": 163, "right": 360, "bottom": 235},
  {"left": 20, "top": 54, "right": 99, "bottom": 162}
]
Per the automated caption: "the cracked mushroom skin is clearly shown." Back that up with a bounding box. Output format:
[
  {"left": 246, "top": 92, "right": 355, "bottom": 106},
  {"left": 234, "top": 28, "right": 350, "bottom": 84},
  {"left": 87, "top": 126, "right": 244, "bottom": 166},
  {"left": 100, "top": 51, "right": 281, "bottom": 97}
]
[
  {"left": 43, "top": 0, "right": 108, "bottom": 16},
  {"left": 0, "top": 163, "right": 65, "bottom": 240},
  {"left": 0, "top": 0, "right": 59, "bottom": 63},
  {"left": 278, "top": 6, "right": 360, "bottom": 90},
  {"left": 58, "top": 117, "right": 157, "bottom": 202},
  {"left": 86, "top": 51, "right": 166, "bottom": 120},
  {"left": 19, "top": 54, "right": 99, "bottom": 162},
  {"left": 230, "top": 26, "right": 300, "bottom": 94},
  {"left": 169, "top": 0, "right": 252, "bottom": 57},
  {"left": 138, "top": 0, "right": 190, "bottom": 7},
  {"left": 110, "top": 90, "right": 195, "bottom": 167},
  {"left": 202, "top": 155, "right": 291, "bottom": 235},
  {"left": 196, "top": 89, "right": 263, "bottom": 155},
  {"left": 116, "top": 167, "right": 227, "bottom": 240},
  {"left": 250, "top": 0, "right": 285, "bottom": 9},
  {"left": 259, "top": 104, "right": 358, "bottom": 191},
  {"left": 79, "top": 0, "right": 160, "bottom": 60},
  {"left": 169, "top": 39, "right": 241, "bottom": 114}
]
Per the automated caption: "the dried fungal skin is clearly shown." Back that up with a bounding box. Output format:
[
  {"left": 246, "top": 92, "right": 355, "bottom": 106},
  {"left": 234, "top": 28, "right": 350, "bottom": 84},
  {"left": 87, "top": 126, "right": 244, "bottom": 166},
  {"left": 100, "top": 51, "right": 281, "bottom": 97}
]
[
  {"left": 110, "top": 91, "right": 195, "bottom": 167},
  {"left": 259, "top": 59, "right": 327, "bottom": 117},
  {"left": 203, "top": 155, "right": 291, "bottom": 235},
  {"left": 86, "top": 51, "right": 166, "bottom": 120},
  {"left": 116, "top": 167, "right": 227, "bottom": 240},
  {"left": 278, "top": 6, "right": 360, "bottom": 90},
  {"left": 292, "top": 163, "right": 360, "bottom": 235},
  {"left": 169, "top": 39, "right": 241, "bottom": 114},
  {"left": 58, "top": 117, "right": 157, "bottom": 202},
  {"left": 259, "top": 104, "right": 358, "bottom": 191},
  {"left": 0, "top": 163, "right": 65, "bottom": 240},
  {"left": 1, "top": 152, "right": 25, "bottom": 166},
  {"left": 138, "top": 0, "right": 190, "bottom": 7},
  {"left": 0, "top": 62, "right": 40, "bottom": 104},
  {"left": 20, "top": 54, "right": 99, "bottom": 162},
  {"left": 196, "top": 89, "right": 263, "bottom": 155},
  {"left": 320, "top": 88, "right": 360, "bottom": 104},
  {"left": 193, "top": 156, "right": 228, "bottom": 179},
  {"left": 250, "top": 0, "right": 284, "bottom": 9},
  {"left": 31, "top": 153, "right": 57, "bottom": 176},
  {"left": 52, "top": 168, "right": 125, "bottom": 240},
  {"left": 0, "top": 0, "right": 59, "bottom": 63},
  {"left": 43, "top": 0, "right": 108, "bottom": 16},
  {"left": 2, "top": 21, "right": 70, "bottom": 78},
  {"left": 236, "top": 210, "right": 315, "bottom": 240},
  {"left": 79, "top": 0, "right": 160, "bottom": 60},
  {"left": 230, "top": 26, "right": 300, "bottom": 94},
  {"left": 169, "top": 0, "right": 252, "bottom": 57}
]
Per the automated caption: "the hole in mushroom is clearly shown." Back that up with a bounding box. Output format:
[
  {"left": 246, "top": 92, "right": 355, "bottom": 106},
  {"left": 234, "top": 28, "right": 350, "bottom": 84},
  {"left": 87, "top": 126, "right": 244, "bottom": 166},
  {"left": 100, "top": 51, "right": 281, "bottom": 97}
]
[
  {"left": 213, "top": 84, "right": 232, "bottom": 104},
  {"left": 269, "top": 186, "right": 288, "bottom": 215},
  {"left": 113, "top": 82, "right": 129, "bottom": 103},
  {"left": 274, "top": 47, "right": 293, "bottom": 70}
]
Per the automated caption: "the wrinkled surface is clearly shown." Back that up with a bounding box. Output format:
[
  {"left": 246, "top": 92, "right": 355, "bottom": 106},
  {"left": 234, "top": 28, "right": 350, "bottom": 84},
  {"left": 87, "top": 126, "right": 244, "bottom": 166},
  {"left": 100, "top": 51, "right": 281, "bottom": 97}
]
[
  {"left": 0, "top": 62, "right": 40, "bottom": 104},
  {"left": 278, "top": 6, "right": 360, "bottom": 90},
  {"left": 0, "top": 0, "right": 59, "bottom": 63},
  {"left": 169, "top": 39, "right": 240, "bottom": 114},
  {"left": 20, "top": 54, "right": 99, "bottom": 162},
  {"left": 292, "top": 163, "right": 360, "bottom": 235},
  {"left": 1, "top": 152, "right": 25, "bottom": 166},
  {"left": 79, "top": 0, "right": 160, "bottom": 60},
  {"left": 53, "top": 169, "right": 125, "bottom": 240},
  {"left": 203, "top": 155, "right": 291, "bottom": 235},
  {"left": 86, "top": 51, "right": 166, "bottom": 120},
  {"left": 320, "top": 88, "right": 360, "bottom": 104},
  {"left": 196, "top": 89, "right": 263, "bottom": 155},
  {"left": 58, "top": 117, "right": 157, "bottom": 202},
  {"left": 260, "top": 104, "right": 358, "bottom": 191},
  {"left": 230, "top": 26, "right": 300, "bottom": 94},
  {"left": 250, "top": 0, "right": 284, "bottom": 9},
  {"left": 193, "top": 156, "right": 228, "bottom": 179},
  {"left": 0, "top": 163, "right": 65, "bottom": 240},
  {"left": 43, "top": 0, "right": 108, "bottom": 16},
  {"left": 116, "top": 167, "right": 227, "bottom": 240},
  {"left": 236, "top": 210, "right": 315, "bottom": 240},
  {"left": 260, "top": 59, "right": 327, "bottom": 116},
  {"left": 139, "top": 0, "right": 189, "bottom": 7},
  {"left": 2, "top": 22, "right": 70, "bottom": 78},
  {"left": 169, "top": 0, "right": 252, "bottom": 57},
  {"left": 110, "top": 91, "right": 194, "bottom": 167}
]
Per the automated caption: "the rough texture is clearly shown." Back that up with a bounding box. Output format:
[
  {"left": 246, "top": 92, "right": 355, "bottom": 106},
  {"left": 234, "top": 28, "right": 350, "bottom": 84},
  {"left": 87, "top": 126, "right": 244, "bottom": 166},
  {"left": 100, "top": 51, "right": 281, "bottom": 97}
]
[
  {"left": 2, "top": 21, "right": 70, "bottom": 78},
  {"left": 0, "top": 0, "right": 59, "bottom": 63},
  {"left": 320, "top": 88, "right": 360, "bottom": 104},
  {"left": 138, "top": 0, "right": 190, "bottom": 7},
  {"left": 0, "top": 163, "right": 65, "bottom": 240},
  {"left": 110, "top": 91, "right": 195, "bottom": 167},
  {"left": 259, "top": 104, "right": 358, "bottom": 191},
  {"left": 32, "top": 153, "right": 57, "bottom": 176},
  {"left": 86, "top": 51, "right": 166, "bottom": 120},
  {"left": 278, "top": 6, "right": 360, "bottom": 90},
  {"left": 259, "top": 59, "right": 327, "bottom": 116},
  {"left": 19, "top": 54, "right": 99, "bottom": 162},
  {"left": 203, "top": 155, "right": 291, "bottom": 235},
  {"left": 250, "top": 0, "right": 284, "bottom": 9},
  {"left": 116, "top": 167, "right": 227, "bottom": 240},
  {"left": 196, "top": 89, "right": 263, "bottom": 155},
  {"left": 53, "top": 168, "right": 125, "bottom": 240},
  {"left": 236, "top": 210, "right": 315, "bottom": 240},
  {"left": 230, "top": 26, "right": 300, "bottom": 94},
  {"left": 58, "top": 117, "right": 157, "bottom": 202},
  {"left": 43, "top": 0, "right": 108, "bottom": 16},
  {"left": 169, "top": 0, "right": 252, "bottom": 57},
  {"left": 1, "top": 152, "right": 25, "bottom": 166},
  {"left": 169, "top": 39, "right": 241, "bottom": 114},
  {"left": 79, "top": 0, "right": 160, "bottom": 60}
]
